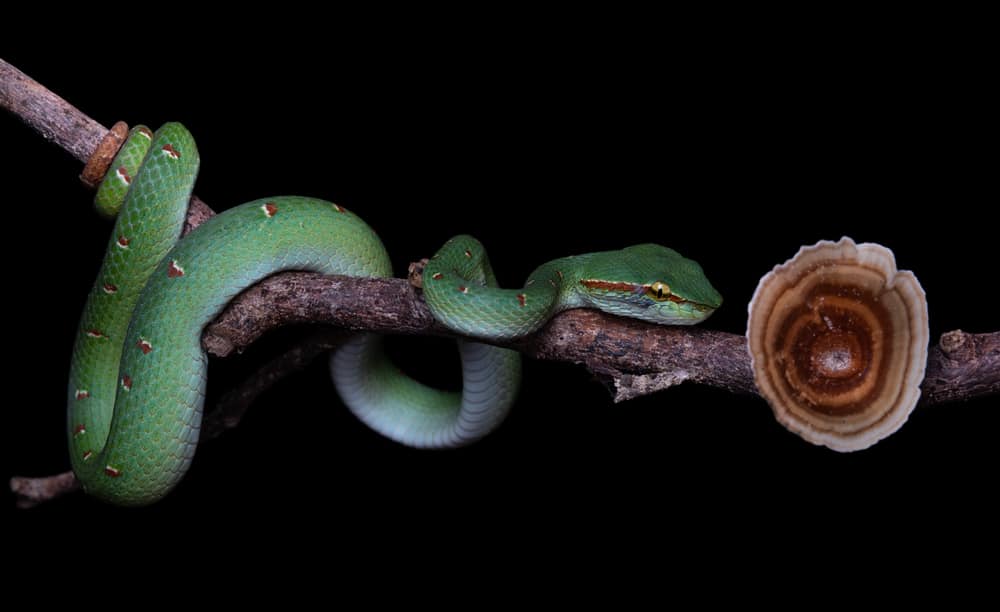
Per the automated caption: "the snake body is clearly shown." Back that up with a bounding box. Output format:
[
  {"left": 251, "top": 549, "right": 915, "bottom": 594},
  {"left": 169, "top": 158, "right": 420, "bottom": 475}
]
[{"left": 68, "top": 123, "right": 721, "bottom": 505}]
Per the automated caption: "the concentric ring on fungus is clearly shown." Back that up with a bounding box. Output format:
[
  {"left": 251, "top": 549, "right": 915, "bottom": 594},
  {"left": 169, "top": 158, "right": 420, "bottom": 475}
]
[{"left": 747, "top": 237, "right": 928, "bottom": 452}]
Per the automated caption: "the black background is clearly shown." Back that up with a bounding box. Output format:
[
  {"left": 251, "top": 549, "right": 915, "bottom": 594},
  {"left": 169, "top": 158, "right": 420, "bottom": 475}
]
[{"left": 2, "top": 20, "right": 995, "bottom": 542}]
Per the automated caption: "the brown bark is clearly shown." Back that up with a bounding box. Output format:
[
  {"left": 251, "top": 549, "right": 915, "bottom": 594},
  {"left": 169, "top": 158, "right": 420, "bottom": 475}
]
[
  {"left": 200, "top": 272, "right": 1000, "bottom": 405},
  {"left": 0, "top": 58, "right": 108, "bottom": 164}
]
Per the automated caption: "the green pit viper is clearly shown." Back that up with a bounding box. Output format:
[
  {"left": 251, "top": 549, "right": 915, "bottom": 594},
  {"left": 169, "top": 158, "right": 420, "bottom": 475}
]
[{"left": 68, "top": 123, "right": 722, "bottom": 506}]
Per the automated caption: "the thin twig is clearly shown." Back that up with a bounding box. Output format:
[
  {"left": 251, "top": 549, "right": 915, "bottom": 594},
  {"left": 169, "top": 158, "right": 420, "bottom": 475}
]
[
  {"left": 202, "top": 329, "right": 350, "bottom": 440},
  {"left": 0, "top": 59, "right": 217, "bottom": 231},
  {"left": 9, "top": 472, "right": 80, "bottom": 509}
]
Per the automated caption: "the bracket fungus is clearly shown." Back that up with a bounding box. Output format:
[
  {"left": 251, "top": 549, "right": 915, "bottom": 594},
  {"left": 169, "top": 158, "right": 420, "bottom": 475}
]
[{"left": 747, "top": 237, "right": 928, "bottom": 452}]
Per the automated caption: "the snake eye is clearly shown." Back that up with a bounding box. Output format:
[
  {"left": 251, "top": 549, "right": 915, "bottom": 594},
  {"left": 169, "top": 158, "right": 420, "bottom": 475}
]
[{"left": 646, "top": 281, "right": 671, "bottom": 302}]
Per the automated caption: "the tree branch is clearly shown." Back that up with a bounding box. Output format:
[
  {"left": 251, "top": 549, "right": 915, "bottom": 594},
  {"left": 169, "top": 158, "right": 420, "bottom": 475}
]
[
  {"left": 4, "top": 57, "right": 999, "bottom": 508},
  {"left": 0, "top": 58, "right": 218, "bottom": 232},
  {"left": 199, "top": 271, "right": 1000, "bottom": 403}
]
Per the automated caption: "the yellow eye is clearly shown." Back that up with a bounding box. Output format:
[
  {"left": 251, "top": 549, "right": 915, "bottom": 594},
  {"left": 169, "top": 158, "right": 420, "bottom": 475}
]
[{"left": 646, "top": 281, "right": 671, "bottom": 301}]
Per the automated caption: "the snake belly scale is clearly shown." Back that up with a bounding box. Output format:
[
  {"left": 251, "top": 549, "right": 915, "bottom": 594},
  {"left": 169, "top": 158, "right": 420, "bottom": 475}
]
[{"left": 68, "top": 123, "right": 721, "bottom": 506}]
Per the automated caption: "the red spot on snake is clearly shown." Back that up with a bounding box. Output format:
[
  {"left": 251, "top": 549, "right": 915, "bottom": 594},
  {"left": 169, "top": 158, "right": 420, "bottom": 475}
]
[
  {"left": 517, "top": 293, "right": 527, "bottom": 307},
  {"left": 116, "top": 166, "right": 131, "bottom": 185},
  {"left": 262, "top": 202, "right": 278, "bottom": 218},
  {"left": 432, "top": 272, "right": 443, "bottom": 280},
  {"left": 458, "top": 285, "right": 469, "bottom": 294},
  {"left": 168, "top": 260, "right": 185, "bottom": 278},
  {"left": 73, "top": 424, "right": 86, "bottom": 436},
  {"left": 162, "top": 144, "right": 180, "bottom": 159},
  {"left": 464, "top": 249, "right": 472, "bottom": 258},
  {"left": 556, "top": 270, "right": 564, "bottom": 280},
  {"left": 82, "top": 450, "right": 93, "bottom": 461},
  {"left": 137, "top": 127, "right": 153, "bottom": 140},
  {"left": 116, "top": 235, "right": 130, "bottom": 249},
  {"left": 104, "top": 465, "right": 122, "bottom": 478},
  {"left": 85, "top": 329, "right": 106, "bottom": 339},
  {"left": 122, "top": 375, "right": 132, "bottom": 391},
  {"left": 103, "top": 283, "right": 118, "bottom": 294},
  {"left": 333, "top": 204, "right": 346, "bottom": 213},
  {"left": 75, "top": 390, "right": 89, "bottom": 400},
  {"left": 137, "top": 338, "right": 153, "bottom": 354}
]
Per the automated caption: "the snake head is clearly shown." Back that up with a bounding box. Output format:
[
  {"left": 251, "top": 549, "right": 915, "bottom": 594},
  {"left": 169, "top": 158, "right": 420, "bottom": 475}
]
[{"left": 578, "top": 244, "right": 722, "bottom": 325}]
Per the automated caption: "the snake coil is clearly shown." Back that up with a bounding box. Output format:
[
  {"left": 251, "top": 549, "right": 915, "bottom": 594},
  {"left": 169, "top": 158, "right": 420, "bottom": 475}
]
[{"left": 68, "top": 123, "right": 720, "bottom": 505}]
